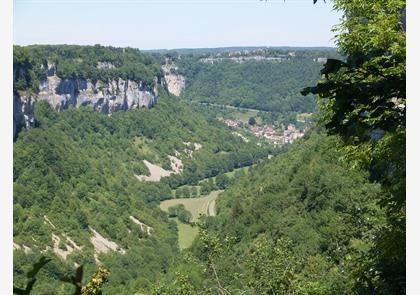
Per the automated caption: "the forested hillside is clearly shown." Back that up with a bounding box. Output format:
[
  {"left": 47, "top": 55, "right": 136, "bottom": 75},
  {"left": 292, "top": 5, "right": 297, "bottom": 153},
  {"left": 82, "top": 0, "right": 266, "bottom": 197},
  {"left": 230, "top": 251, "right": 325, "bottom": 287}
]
[
  {"left": 14, "top": 44, "right": 162, "bottom": 92},
  {"left": 12, "top": 0, "right": 405, "bottom": 292},
  {"left": 147, "top": 132, "right": 389, "bottom": 294},
  {"left": 172, "top": 48, "right": 340, "bottom": 115},
  {"left": 13, "top": 71, "right": 274, "bottom": 293}
]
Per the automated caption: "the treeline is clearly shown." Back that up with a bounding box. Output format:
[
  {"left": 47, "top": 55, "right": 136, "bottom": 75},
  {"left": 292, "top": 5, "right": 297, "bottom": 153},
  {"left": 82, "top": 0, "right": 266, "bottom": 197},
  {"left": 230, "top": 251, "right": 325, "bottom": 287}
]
[
  {"left": 173, "top": 171, "right": 244, "bottom": 198},
  {"left": 150, "top": 47, "right": 340, "bottom": 59},
  {"left": 13, "top": 44, "right": 162, "bottom": 93}
]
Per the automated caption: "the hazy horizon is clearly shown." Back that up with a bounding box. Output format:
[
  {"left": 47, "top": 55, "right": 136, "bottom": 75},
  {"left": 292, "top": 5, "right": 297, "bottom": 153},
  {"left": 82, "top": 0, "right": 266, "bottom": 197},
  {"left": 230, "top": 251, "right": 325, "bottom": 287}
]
[{"left": 13, "top": 43, "right": 338, "bottom": 51}]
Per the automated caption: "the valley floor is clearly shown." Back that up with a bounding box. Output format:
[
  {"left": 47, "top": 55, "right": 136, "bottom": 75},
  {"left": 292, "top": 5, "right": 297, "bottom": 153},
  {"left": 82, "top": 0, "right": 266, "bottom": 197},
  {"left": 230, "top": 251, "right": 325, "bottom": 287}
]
[{"left": 160, "top": 190, "right": 223, "bottom": 249}]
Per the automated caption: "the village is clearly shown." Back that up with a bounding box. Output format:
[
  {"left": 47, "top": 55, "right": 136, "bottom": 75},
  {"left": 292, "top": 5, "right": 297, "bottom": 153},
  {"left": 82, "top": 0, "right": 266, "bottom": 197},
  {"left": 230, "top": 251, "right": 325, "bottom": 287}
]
[{"left": 223, "top": 118, "right": 307, "bottom": 145}]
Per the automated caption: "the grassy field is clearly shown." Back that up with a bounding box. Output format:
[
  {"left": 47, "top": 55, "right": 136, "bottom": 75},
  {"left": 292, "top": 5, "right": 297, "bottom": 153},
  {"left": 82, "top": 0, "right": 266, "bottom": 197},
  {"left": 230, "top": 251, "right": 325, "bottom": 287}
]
[
  {"left": 229, "top": 109, "right": 259, "bottom": 122},
  {"left": 161, "top": 190, "right": 223, "bottom": 249},
  {"left": 160, "top": 190, "right": 223, "bottom": 221},
  {"left": 172, "top": 218, "right": 199, "bottom": 250}
]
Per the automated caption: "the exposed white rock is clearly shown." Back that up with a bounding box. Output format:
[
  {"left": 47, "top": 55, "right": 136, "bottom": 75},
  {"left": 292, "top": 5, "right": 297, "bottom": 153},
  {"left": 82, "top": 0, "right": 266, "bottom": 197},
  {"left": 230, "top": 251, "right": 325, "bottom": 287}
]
[
  {"left": 13, "top": 63, "right": 159, "bottom": 138},
  {"left": 13, "top": 242, "right": 32, "bottom": 254},
  {"left": 13, "top": 93, "right": 35, "bottom": 137},
  {"left": 135, "top": 160, "right": 173, "bottom": 182},
  {"left": 181, "top": 142, "right": 203, "bottom": 157},
  {"left": 37, "top": 75, "right": 157, "bottom": 113},
  {"left": 89, "top": 227, "right": 125, "bottom": 255},
  {"left": 193, "top": 143, "right": 203, "bottom": 150},
  {"left": 43, "top": 215, "right": 56, "bottom": 229},
  {"left": 168, "top": 155, "right": 183, "bottom": 173},
  {"left": 135, "top": 156, "right": 183, "bottom": 182},
  {"left": 22, "top": 244, "right": 32, "bottom": 254},
  {"left": 66, "top": 236, "right": 82, "bottom": 251},
  {"left": 183, "top": 149, "right": 194, "bottom": 158},
  {"left": 129, "top": 216, "right": 153, "bottom": 235},
  {"left": 97, "top": 61, "right": 115, "bottom": 69},
  {"left": 162, "top": 59, "right": 185, "bottom": 96},
  {"left": 51, "top": 233, "right": 81, "bottom": 260},
  {"left": 232, "top": 131, "right": 249, "bottom": 143}
]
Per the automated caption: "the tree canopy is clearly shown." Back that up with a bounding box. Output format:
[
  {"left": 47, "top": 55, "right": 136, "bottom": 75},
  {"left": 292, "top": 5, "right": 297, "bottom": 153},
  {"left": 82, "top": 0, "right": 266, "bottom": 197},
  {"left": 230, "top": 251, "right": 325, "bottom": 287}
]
[{"left": 302, "top": 0, "right": 406, "bottom": 291}]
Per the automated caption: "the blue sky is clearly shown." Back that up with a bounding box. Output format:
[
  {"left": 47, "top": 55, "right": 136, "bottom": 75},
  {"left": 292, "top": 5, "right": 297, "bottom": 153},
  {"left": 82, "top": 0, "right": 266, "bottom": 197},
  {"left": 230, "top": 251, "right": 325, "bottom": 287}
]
[{"left": 14, "top": 0, "right": 342, "bottom": 50}]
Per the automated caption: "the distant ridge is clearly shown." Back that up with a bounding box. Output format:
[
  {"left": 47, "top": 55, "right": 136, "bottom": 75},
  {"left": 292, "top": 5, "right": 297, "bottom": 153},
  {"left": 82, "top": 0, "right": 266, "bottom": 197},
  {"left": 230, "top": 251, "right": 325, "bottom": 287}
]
[{"left": 142, "top": 46, "right": 337, "bottom": 54}]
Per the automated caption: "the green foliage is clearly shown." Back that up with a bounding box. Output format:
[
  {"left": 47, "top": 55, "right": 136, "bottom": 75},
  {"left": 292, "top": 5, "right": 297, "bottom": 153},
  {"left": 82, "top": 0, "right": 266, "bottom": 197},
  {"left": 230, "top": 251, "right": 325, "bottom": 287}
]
[
  {"left": 82, "top": 267, "right": 110, "bottom": 295},
  {"left": 14, "top": 257, "right": 111, "bottom": 295},
  {"left": 13, "top": 256, "right": 51, "bottom": 295},
  {"left": 14, "top": 44, "right": 163, "bottom": 92},
  {"left": 302, "top": 0, "right": 405, "bottom": 291},
  {"left": 60, "top": 265, "right": 84, "bottom": 295},
  {"left": 200, "top": 179, "right": 216, "bottom": 195},
  {"left": 13, "top": 27, "right": 403, "bottom": 294},
  {"left": 150, "top": 133, "right": 385, "bottom": 294},
  {"left": 246, "top": 236, "right": 298, "bottom": 294},
  {"left": 13, "top": 46, "right": 42, "bottom": 94},
  {"left": 215, "top": 174, "right": 229, "bottom": 189},
  {"left": 177, "top": 53, "right": 333, "bottom": 114},
  {"left": 248, "top": 116, "right": 256, "bottom": 126},
  {"left": 168, "top": 204, "right": 192, "bottom": 224},
  {"left": 150, "top": 272, "right": 196, "bottom": 295},
  {"left": 14, "top": 74, "right": 269, "bottom": 293}
]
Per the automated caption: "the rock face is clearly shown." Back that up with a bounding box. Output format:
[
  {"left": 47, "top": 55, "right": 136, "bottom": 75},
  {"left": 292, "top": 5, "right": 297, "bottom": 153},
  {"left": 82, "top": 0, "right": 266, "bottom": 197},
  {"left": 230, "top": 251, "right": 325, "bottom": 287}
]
[
  {"left": 13, "top": 93, "right": 35, "bottom": 137},
  {"left": 162, "top": 59, "right": 185, "bottom": 97},
  {"left": 37, "top": 75, "right": 157, "bottom": 112},
  {"left": 13, "top": 64, "right": 159, "bottom": 138}
]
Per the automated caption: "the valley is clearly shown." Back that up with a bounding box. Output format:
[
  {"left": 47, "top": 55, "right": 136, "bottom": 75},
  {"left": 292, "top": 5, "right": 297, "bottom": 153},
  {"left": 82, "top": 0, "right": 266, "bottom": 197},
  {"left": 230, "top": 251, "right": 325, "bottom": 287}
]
[{"left": 12, "top": 34, "right": 405, "bottom": 294}]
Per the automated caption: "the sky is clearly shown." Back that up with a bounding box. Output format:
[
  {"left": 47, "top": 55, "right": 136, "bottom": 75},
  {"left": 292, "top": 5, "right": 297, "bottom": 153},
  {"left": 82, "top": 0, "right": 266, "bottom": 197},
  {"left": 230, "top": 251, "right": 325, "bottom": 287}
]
[{"left": 14, "top": 0, "right": 342, "bottom": 50}]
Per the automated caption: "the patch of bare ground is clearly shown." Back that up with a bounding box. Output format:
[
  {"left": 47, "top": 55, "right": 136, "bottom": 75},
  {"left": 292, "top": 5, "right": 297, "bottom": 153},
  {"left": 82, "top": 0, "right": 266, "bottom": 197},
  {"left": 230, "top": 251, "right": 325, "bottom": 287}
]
[
  {"left": 51, "top": 233, "right": 83, "bottom": 260},
  {"left": 129, "top": 216, "right": 153, "bottom": 235},
  {"left": 40, "top": 215, "right": 83, "bottom": 260},
  {"left": 169, "top": 155, "right": 183, "bottom": 173},
  {"left": 135, "top": 160, "right": 173, "bottom": 181},
  {"left": 135, "top": 154, "right": 184, "bottom": 182},
  {"left": 89, "top": 227, "right": 125, "bottom": 255},
  {"left": 13, "top": 242, "right": 32, "bottom": 254}
]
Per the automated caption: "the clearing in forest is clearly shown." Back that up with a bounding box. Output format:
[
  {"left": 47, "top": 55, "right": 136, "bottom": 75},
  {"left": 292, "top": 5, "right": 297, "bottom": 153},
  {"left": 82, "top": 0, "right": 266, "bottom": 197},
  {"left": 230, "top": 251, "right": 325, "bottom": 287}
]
[
  {"left": 172, "top": 218, "right": 199, "bottom": 250},
  {"left": 160, "top": 190, "right": 223, "bottom": 222},
  {"left": 160, "top": 190, "right": 223, "bottom": 249},
  {"left": 135, "top": 156, "right": 183, "bottom": 182}
]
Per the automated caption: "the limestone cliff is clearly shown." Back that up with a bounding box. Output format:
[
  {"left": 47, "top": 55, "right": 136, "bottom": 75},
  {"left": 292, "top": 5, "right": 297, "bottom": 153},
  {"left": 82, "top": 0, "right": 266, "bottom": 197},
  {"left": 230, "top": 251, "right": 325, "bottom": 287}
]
[
  {"left": 162, "top": 59, "right": 185, "bottom": 97},
  {"left": 13, "top": 63, "right": 160, "bottom": 138}
]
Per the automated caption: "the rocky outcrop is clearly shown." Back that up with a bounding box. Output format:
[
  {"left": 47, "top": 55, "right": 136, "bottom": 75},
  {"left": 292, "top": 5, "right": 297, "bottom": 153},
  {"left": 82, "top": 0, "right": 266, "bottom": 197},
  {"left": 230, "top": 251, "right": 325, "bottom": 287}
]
[
  {"left": 129, "top": 216, "right": 153, "bottom": 236},
  {"left": 13, "top": 93, "right": 35, "bottom": 137},
  {"left": 162, "top": 59, "right": 185, "bottom": 96},
  {"left": 135, "top": 155, "right": 183, "bottom": 182},
  {"left": 13, "top": 63, "right": 159, "bottom": 138},
  {"left": 37, "top": 75, "right": 157, "bottom": 112}
]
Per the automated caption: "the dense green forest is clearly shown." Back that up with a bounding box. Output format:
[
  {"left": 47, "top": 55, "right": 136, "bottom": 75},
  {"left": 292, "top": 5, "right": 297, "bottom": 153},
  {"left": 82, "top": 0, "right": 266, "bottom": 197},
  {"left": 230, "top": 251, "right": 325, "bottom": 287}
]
[
  {"left": 147, "top": 0, "right": 405, "bottom": 293},
  {"left": 13, "top": 85, "right": 274, "bottom": 293},
  {"left": 14, "top": 45, "right": 162, "bottom": 94},
  {"left": 172, "top": 49, "right": 340, "bottom": 116},
  {"left": 148, "top": 132, "right": 389, "bottom": 294}
]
